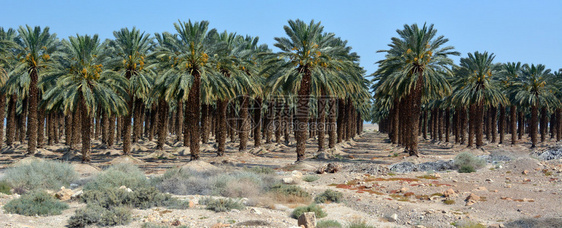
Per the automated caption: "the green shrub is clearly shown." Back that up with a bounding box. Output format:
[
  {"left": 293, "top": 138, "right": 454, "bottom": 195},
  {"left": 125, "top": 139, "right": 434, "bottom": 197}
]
[
  {"left": 444, "top": 199, "right": 455, "bottom": 205},
  {"left": 0, "top": 181, "right": 11, "bottom": 195},
  {"left": 155, "top": 168, "right": 278, "bottom": 198},
  {"left": 246, "top": 166, "right": 275, "bottom": 175},
  {"left": 200, "top": 197, "right": 245, "bottom": 212},
  {"left": 314, "top": 190, "right": 343, "bottom": 204},
  {"left": 452, "top": 220, "right": 486, "bottom": 228},
  {"left": 81, "top": 187, "right": 189, "bottom": 210},
  {"left": 84, "top": 163, "right": 150, "bottom": 191},
  {"left": 317, "top": 220, "right": 343, "bottom": 228},
  {"left": 348, "top": 220, "right": 375, "bottom": 228},
  {"left": 269, "top": 184, "right": 310, "bottom": 198},
  {"left": 4, "top": 191, "right": 69, "bottom": 216},
  {"left": 459, "top": 165, "right": 476, "bottom": 173},
  {"left": 67, "top": 205, "right": 131, "bottom": 228},
  {"left": 3, "top": 160, "right": 78, "bottom": 192},
  {"left": 291, "top": 203, "right": 327, "bottom": 219},
  {"left": 303, "top": 175, "right": 320, "bottom": 182},
  {"left": 454, "top": 152, "right": 485, "bottom": 173}
]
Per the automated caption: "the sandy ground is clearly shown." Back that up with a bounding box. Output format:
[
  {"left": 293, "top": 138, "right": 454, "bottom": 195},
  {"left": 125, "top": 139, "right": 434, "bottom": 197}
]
[{"left": 0, "top": 123, "right": 561, "bottom": 228}]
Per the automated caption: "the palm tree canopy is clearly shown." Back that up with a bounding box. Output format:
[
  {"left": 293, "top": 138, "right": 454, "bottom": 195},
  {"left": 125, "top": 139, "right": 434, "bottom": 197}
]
[
  {"left": 375, "top": 23, "right": 459, "bottom": 101},
  {"left": 514, "top": 64, "right": 558, "bottom": 108},
  {"left": 41, "top": 34, "right": 128, "bottom": 115}
]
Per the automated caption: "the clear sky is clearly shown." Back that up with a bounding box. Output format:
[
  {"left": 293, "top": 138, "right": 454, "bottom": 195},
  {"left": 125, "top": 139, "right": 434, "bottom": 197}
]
[{"left": 2, "top": 0, "right": 561, "bottom": 77}]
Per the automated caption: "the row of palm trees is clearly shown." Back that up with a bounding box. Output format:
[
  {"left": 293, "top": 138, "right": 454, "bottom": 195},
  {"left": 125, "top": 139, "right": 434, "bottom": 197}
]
[
  {"left": 0, "top": 20, "right": 371, "bottom": 162},
  {"left": 371, "top": 24, "right": 562, "bottom": 155}
]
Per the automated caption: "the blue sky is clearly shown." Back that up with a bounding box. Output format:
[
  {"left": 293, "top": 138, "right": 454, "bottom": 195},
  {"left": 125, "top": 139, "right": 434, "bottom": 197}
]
[{"left": 2, "top": 0, "right": 561, "bottom": 76}]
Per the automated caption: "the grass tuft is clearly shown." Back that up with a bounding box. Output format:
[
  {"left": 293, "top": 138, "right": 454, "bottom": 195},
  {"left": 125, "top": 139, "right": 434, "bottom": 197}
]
[
  {"left": 291, "top": 203, "right": 327, "bottom": 219},
  {"left": 200, "top": 197, "right": 245, "bottom": 212},
  {"left": 314, "top": 189, "right": 343, "bottom": 204},
  {"left": 316, "top": 220, "right": 343, "bottom": 228},
  {"left": 3, "top": 160, "right": 78, "bottom": 192}
]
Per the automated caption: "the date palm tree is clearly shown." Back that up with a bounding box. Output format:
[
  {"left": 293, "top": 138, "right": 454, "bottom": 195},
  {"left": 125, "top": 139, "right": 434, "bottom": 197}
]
[
  {"left": 376, "top": 23, "right": 458, "bottom": 156},
  {"left": 263, "top": 19, "right": 355, "bottom": 161},
  {"left": 13, "top": 25, "right": 57, "bottom": 155},
  {"left": 107, "top": 27, "right": 153, "bottom": 155},
  {"left": 451, "top": 51, "right": 507, "bottom": 148},
  {"left": 0, "top": 27, "right": 18, "bottom": 150},
  {"left": 514, "top": 64, "right": 557, "bottom": 148},
  {"left": 498, "top": 62, "right": 523, "bottom": 145},
  {"left": 153, "top": 20, "right": 223, "bottom": 160},
  {"left": 42, "top": 34, "right": 128, "bottom": 162}
]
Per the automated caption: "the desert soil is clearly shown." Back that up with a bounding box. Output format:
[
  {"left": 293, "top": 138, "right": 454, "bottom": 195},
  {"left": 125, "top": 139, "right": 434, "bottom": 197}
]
[{"left": 0, "top": 124, "right": 561, "bottom": 228}]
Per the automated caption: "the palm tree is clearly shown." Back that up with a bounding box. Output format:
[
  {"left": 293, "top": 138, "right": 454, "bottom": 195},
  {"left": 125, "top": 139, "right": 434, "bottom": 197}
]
[
  {"left": 0, "top": 27, "right": 18, "bottom": 150},
  {"left": 107, "top": 27, "right": 153, "bottom": 154},
  {"left": 42, "top": 34, "right": 128, "bottom": 162},
  {"left": 376, "top": 23, "right": 458, "bottom": 156},
  {"left": 451, "top": 51, "right": 507, "bottom": 148},
  {"left": 514, "top": 64, "right": 557, "bottom": 148},
  {"left": 498, "top": 62, "right": 523, "bottom": 145},
  {"left": 14, "top": 25, "right": 57, "bottom": 155},
  {"left": 153, "top": 20, "right": 224, "bottom": 160},
  {"left": 263, "top": 19, "right": 354, "bottom": 161}
]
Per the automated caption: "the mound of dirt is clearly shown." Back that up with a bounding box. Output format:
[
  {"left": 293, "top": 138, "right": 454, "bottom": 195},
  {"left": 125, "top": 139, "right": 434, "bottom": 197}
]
[
  {"left": 181, "top": 160, "right": 219, "bottom": 172},
  {"left": 9, "top": 156, "right": 44, "bottom": 167},
  {"left": 143, "top": 151, "right": 177, "bottom": 160},
  {"left": 504, "top": 157, "right": 542, "bottom": 173},
  {"left": 72, "top": 163, "right": 101, "bottom": 176},
  {"left": 108, "top": 155, "right": 144, "bottom": 165}
]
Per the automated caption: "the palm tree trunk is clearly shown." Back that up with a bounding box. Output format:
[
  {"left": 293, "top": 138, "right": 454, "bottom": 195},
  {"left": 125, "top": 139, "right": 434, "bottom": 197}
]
[
  {"left": 406, "top": 72, "right": 423, "bottom": 156},
  {"left": 475, "top": 102, "right": 484, "bottom": 148},
  {"left": 149, "top": 104, "right": 157, "bottom": 141},
  {"left": 438, "top": 109, "right": 443, "bottom": 141},
  {"left": 253, "top": 97, "right": 262, "bottom": 148},
  {"left": 108, "top": 114, "right": 115, "bottom": 147},
  {"left": 556, "top": 108, "right": 562, "bottom": 142},
  {"left": 460, "top": 107, "right": 467, "bottom": 145},
  {"left": 239, "top": 97, "right": 250, "bottom": 151},
  {"left": 6, "top": 94, "right": 16, "bottom": 147},
  {"left": 337, "top": 99, "right": 344, "bottom": 143},
  {"left": 186, "top": 71, "right": 201, "bottom": 160},
  {"left": 27, "top": 68, "right": 39, "bottom": 155},
  {"left": 175, "top": 101, "right": 183, "bottom": 142},
  {"left": 217, "top": 99, "right": 227, "bottom": 156},
  {"left": 157, "top": 99, "right": 168, "bottom": 150},
  {"left": 202, "top": 103, "right": 211, "bottom": 144},
  {"left": 550, "top": 112, "right": 556, "bottom": 139},
  {"left": 132, "top": 98, "right": 143, "bottom": 143},
  {"left": 422, "top": 109, "right": 427, "bottom": 140},
  {"left": 101, "top": 111, "right": 108, "bottom": 145},
  {"left": 345, "top": 97, "right": 352, "bottom": 141},
  {"left": 37, "top": 110, "right": 45, "bottom": 148},
  {"left": 47, "top": 113, "right": 54, "bottom": 145},
  {"left": 122, "top": 98, "right": 133, "bottom": 155},
  {"left": 80, "top": 97, "right": 91, "bottom": 162},
  {"left": 295, "top": 69, "right": 311, "bottom": 161},
  {"left": 518, "top": 111, "right": 524, "bottom": 140},
  {"left": 274, "top": 102, "right": 282, "bottom": 143},
  {"left": 317, "top": 96, "right": 326, "bottom": 151},
  {"left": 328, "top": 99, "right": 337, "bottom": 148},
  {"left": 540, "top": 107, "right": 547, "bottom": 142},
  {"left": 530, "top": 106, "right": 538, "bottom": 148},
  {"left": 265, "top": 100, "right": 274, "bottom": 144},
  {"left": 71, "top": 109, "right": 81, "bottom": 150},
  {"left": 0, "top": 94, "right": 5, "bottom": 150},
  {"left": 64, "top": 114, "right": 72, "bottom": 146},
  {"left": 468, "top": 104, "right": 476, "bottom": 147},
  {"left": 491, "top": 106, "right": 497, "bottom": 143},
  {"left": 499, "top": 105, "right": 505, "bottom": 144},
  {"left": 445, "top": 108, "right": 450, "bottom": 143},
  {"left": 19, "top": 97, "right": 28, "bottom": 144},
  {"left": 511, "top": 106, "right": 517, "bottom": 144}
]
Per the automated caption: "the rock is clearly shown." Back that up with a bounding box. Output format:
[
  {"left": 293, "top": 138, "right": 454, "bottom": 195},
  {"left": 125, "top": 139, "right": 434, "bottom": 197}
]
[
  {"left": 475, "top": 187, "right": 488, "bottom": 191},
  {"left": 71, "top": 190, "right": 83, "bottom": 199},
  {"left": 316, "top": 163, "right": 341, "bottom": 174},
  {"left": 292, "top": 170, "right": 303, "bottom": 178},
  {"left": 211, "top": 223, "right": 231, "bottom": 228},
  {"left": 250, "top": 208, "right": 262, "bottom": 215},
  {"left": 387, "top": 213, "right": 398, "bottom": 222},
  {"left": 486, "top": 178, "right": 493, "bottom": 182},
  {"left": 533, "top": 146, "right": 562, "bottom": 160},
  {"left": 316, "top": 152, "right": 330, "bottom": 160},
  {"left": 171, "top": 220, "right": 182, "bottom": 226},
  {"left": 282, "top": 178, "right": 295, "bottom": 184},
  {"left": 465, "top": 193, "right": 480, "bottom": 206},
  {"left": 54, "top": 186, "right": 73, "bottom": 201},
  {"left": 443, "top": 188, "right": 456, "bottom": 197},
  {"left": 188, "top": 201, "right": 195, "bottom": 208},
  {"left": 119, "top": 186, "right": 132, "bottom": 192},
  {"left": 522, "top": 170, "right": 529, "bottom": 175},
  {"left": 389, "top": 162, "right": 417, "bottom": 173},
  {"left": 297, "top": 212, "right": 316, "bottom": 228},
  {"left": 399, "top": 187, "right": 409, "bottom": 193}
]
